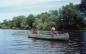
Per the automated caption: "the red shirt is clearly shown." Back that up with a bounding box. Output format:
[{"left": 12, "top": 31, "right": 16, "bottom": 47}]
[{"left": 32, "top": 28, "right": 38, "bottom": 34}]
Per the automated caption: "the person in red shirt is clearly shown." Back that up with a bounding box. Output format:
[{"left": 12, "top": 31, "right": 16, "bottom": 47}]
[{"left": 32, "top": 27, "right": 38, "bottom": 34}]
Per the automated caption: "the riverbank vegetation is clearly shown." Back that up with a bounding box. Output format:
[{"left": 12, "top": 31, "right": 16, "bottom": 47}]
[{"left": 0, "top": 3, "right": 86, "bottom": 30}]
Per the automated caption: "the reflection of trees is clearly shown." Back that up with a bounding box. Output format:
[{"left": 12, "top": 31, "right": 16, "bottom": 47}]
[{"left": 65, "top": 31, "right": 83, "bottom": 54}]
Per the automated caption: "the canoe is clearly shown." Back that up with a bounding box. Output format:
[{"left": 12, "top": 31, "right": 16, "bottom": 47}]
[{"left": 28, "top": 32, "right": 69, "bottom": 41}]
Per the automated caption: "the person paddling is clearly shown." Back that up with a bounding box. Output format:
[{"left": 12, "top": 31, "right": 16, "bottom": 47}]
[
  {"left": 32, "top": 27, "right": 38, "bottom": 34},
  {"left": 50, "top": 27, "right": 56, "bottom": 37}
]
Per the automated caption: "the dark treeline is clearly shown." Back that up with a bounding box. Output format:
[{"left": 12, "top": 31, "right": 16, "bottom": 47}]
[{"left": 0, "top": 3, "right": 86, "bottom": 30}]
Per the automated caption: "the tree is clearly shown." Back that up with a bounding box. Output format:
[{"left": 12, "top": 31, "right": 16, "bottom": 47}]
[
  {"left": 46, "top": 15, "right": 59, "bottom": 29},
  {"left": 33, "top": 12, "right": 58, "bottom": 30},
  {"left": 20, "top": 18, "right": 28, "bottom": 29},
  {"left": 12, "top": 16, "right": 26, "bottom": 29},
  {"left": 49, "top": 10, "right": 58, "bottom": 16},
  {"left": 58, "top": 3, "right": 85, "bottom": 30},
  {"left": 26, "top": 14, "right": 35, "bottom": 28}
]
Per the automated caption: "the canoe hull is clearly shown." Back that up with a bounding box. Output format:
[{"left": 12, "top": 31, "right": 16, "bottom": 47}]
[{"left": 28, "top": 33, "right": 69, "bottom": 41}]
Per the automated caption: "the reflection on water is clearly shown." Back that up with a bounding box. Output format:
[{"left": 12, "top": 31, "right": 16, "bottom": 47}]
[
  {"left": 0, "top": 30, "right": 67, "bottom": 54},
  {"left": 81, "top": 32, "right": 86, "bottom": 54},
  {"left": 0, "top": 30, "right": 86, "bottom": 54}
]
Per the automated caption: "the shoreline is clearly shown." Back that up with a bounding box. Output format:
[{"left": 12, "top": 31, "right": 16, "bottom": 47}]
[{"left": 0, "top": 29, "right": 86, "bottom": 32}]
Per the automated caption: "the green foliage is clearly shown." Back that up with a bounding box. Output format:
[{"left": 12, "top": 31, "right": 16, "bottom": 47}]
[
  {"left": 20, "top": 18, "right": 28, "bottom": 29},
  {"left": 49, "top": 10, "right": 58, "bottom": 16},
  {"left": 33, "top": 12, "right": 58, "bottom": 30},
  {"left": 12, "top": 16, "right": 26, "bottom": 28},
  {"left": 0, "top": 3, "right": 85, "bottom": 30},
  {"left": 58, "top": 3, "right": 85, "bottom": 30},
  {"left": 26, "top": 14, "right": 35, "bottom": 28}
]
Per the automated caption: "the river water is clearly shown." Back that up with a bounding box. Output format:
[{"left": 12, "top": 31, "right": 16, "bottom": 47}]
[
  {"left": 0, "top": 29, "right": 86, "bottom": 54},
  {"left": 0, "top": 29, "right": 68, "bottom": 54}
]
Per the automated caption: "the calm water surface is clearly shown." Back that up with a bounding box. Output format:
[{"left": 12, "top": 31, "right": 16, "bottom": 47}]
[{"left": 0, "top": 29, "right": 68, "bottom": 54}]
